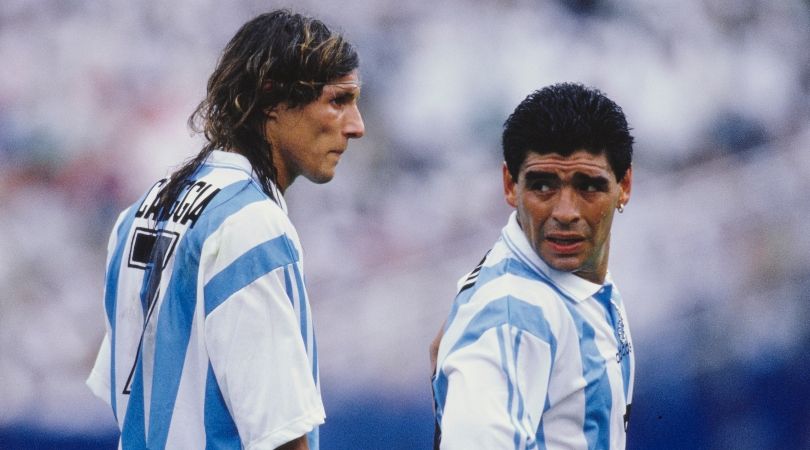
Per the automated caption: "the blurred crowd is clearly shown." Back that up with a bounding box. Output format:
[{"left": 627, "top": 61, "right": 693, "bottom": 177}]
[{"left": 1, "top": 0, "right": 809, "bottom": 448}]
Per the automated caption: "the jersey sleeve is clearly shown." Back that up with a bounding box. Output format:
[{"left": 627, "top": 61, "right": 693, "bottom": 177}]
[
  {"left": 438, "top": 323, "right": 552, "bottom": 450},
  {"left": 86, "top": 331, "right": 112, "bottom": 406},
  {"left": 202, "top": 203, "right": 324, "bottom": 448}
]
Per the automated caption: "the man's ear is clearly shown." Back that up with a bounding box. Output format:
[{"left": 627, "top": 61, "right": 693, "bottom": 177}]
[
  {"left": 618, "top": 165, "right": 632, "bottom": 207},
  {"left": 263, "top": 107, "right": 278, "bottom": 121},
  {"left": 503, "top": 162, "right": 518, "bottom": 208}
]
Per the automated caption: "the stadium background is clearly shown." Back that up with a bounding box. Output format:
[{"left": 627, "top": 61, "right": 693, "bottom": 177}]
[{"left": 1, "top": 0, "right": 809, "bottom": 448}]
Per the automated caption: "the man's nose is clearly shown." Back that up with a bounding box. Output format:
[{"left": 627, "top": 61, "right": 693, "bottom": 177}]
[
  {"left": 344, "top": 104, "right": 365, "bottom": 139},
  {"left": 552, "top": 187, "right": 580, "bottom": 224}
]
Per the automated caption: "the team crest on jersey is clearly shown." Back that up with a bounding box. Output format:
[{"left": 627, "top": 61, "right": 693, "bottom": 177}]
[{"left": 615, "top": 310, "right": 632, "bottom": 363}]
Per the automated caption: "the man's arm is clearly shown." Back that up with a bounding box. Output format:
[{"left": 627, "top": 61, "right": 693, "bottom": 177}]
[
  {"left": 429, "top": 320, "right": 445, "bottom": 376},
  {"left": 276, "top": 435, "right": 308, "bottom": 450},
  {"left": 437, "top": 323, "right": 551, "bottom": 449},
  {"left": 204, "top": 262, "right": 325, "bottom": 448},
  {"left": 86, "top": 331, "right": 112, "bottom": 406},
  {"left": 203, "top": 209, "right": 324, "bottom": 448}
]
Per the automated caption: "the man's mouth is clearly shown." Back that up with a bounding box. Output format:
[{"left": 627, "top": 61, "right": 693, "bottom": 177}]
[{"left": 545, "top": 235, "right": 585, "bottom": 253}]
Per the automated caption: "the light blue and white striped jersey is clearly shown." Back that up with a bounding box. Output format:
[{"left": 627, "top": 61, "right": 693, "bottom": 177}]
[
  {"left": 433, "top": 211, "right": 634, "bottom": 450},
  {"left": 87, "top": 151, "right": 324, "bottom": 449}
]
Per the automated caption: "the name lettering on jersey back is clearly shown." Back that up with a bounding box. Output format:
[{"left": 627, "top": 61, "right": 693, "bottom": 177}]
[{"left": 135, "top": 179, "right": 221, "bottom": 227}]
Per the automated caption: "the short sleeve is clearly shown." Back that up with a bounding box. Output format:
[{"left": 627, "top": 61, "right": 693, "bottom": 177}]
[
  {"left": 202, "top": 202, "right": 324, "bottom": 448},
  {"left": 439, "top": 324, "right": 552, "bottom": 450},
  {"left": 86, "top": 332, "right": 112, "bottom": 406}
]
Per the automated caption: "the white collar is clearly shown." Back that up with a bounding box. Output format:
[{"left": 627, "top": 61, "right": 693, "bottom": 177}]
[
  {"left": 205, "top": 150, "right": 287, "bottom": 214},
  {"left": 501, "top": 211, "right": 609, "bottom": 303}
]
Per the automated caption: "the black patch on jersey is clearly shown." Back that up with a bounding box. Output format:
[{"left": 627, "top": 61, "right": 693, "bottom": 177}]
[
  {"left": 128, "top": 227, "right": 179, "bottom": 270},
  {"left": 432, "top": 379, "right": 442, "bottom": 450},
  {"left": 624, "top": 403, "right": 632, "bottom": 430},
  {"left": 458, "top": 251, "right": 490, "bottom": 294},
  {"left": 433, "top": 416, "right": 442, "bottom": 450}
]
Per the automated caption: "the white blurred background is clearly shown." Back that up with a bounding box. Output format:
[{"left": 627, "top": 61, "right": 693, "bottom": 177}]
[{"left": 1, "top": 0, "right": 809, "bottom": 448}]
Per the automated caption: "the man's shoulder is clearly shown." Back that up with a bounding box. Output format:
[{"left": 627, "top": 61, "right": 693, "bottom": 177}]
[
  {"left": 121, "top": 168, "right": 294, "bottom": 255},
  {"left": 441, "top": 263, "right": 567, "bottom": 355},
  {"left": 457, "top": 254, "right": 564, "bottom": 319},
  {"left": 476, "top": 245, "right": 561, "bottom": 302},
  {"left": 190, "top": 169, "right": 291, "bottom": 232},
  {"left": 199, "top": 194, "right": 296, "bottom": 248}
]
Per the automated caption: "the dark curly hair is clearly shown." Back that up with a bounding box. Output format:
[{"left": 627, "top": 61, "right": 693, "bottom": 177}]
[
  {"left": 502, "top": 82, "right": 634, "bottom": 182},
  {"left": 155, "top": 9, "right": 358, "bottom": 216}
]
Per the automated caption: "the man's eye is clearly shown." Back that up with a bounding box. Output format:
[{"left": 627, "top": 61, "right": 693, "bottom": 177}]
[
  {"left": 531, "top": 183, "right": 552, "bottom": 192},
  {"left": 579, "top": 180, "right": 607, "bottom": 192},
  {"left": 330, "top": 94, "right": 354, "bottom": 106}
]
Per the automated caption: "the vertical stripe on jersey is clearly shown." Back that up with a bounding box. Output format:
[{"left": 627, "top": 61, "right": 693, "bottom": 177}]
[
  {"left": 283, "top": 266, "right": 295, "bottom": 305},
  {"left": 310, "top": 321, "right": 320, "bottom": 388},
  {"left": 203, "top": 235, "right": 299, "bottom": 315},
  {"left": 146, "top": 225, "right": 202, "bottom": 449},
  {"left": 536, "top": 398, "right": 550, "bottom": 449},
  {"left": 498, "top": 326, "right": 538, "bottom": 450},
  {"left": 204, "top": 364, "right": 240, "bottom": 450},
  {"left": 291, "top": 264, "right": 314, "bottom": 380},
  {"left": 283, "top": 264, "right": 317, "bottom": 384},
  {"left": 495, "top": 326, "right": 521, "bottom": 449},
  {"left": 122, "top": 353, "right": 147, "bottom": 447},
  {"left": 105, "top": 204, "right": 144, "bottom": 419},
  {"left": 559, "top": 300, "right": 612, "bottom": 448},
  {"left": 293, "top": 264, "right": 309, "bottom": 338},
  {"left": 512, "top": 330, "right": 537, "bottom": 450},
  {"left": 594, "top": 285, "right": 632, "bottom": 408}
]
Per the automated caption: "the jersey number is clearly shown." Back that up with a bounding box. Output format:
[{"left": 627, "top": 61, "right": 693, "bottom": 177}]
[{"left": 122, "top": 227, "right": 179, "bottom": 394}]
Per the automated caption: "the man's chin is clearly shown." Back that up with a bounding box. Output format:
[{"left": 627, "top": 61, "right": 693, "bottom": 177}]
[
  {"left": 544, "top": 259, "right": 582, "bottom": 274},
  {"left": 305, "top": 171, "right": 336, "bottom": 184}
]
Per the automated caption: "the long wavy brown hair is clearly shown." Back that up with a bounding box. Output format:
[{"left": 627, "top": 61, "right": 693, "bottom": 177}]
[{"left": 155, "top": 9, "right": 358, "bottom": 216}]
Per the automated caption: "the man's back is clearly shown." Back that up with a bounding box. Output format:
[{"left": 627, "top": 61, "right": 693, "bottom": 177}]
[{"left": 88, "top": 151, "right": 323, "bottom": 448}]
